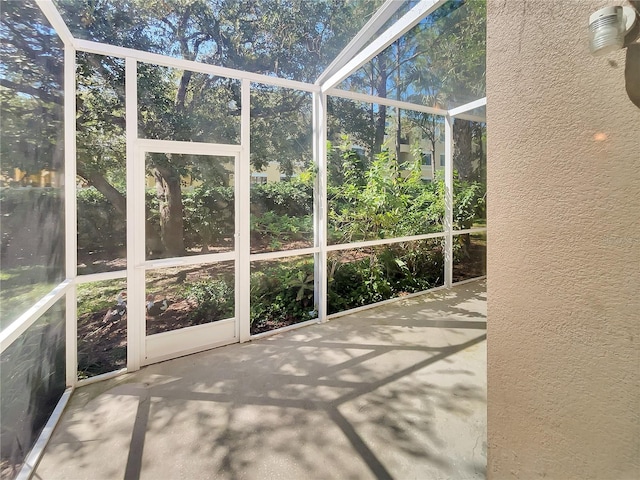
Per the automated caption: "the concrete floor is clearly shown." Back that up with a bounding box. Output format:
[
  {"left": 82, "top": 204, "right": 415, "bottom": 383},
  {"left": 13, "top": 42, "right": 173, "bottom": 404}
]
[{"left": 34, "top": 280, "right": 486, "bottom": 480}]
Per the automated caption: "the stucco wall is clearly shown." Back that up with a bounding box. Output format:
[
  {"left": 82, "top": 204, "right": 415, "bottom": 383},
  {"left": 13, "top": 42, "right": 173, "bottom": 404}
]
[{"left": 486, "top": 1, "right": 640, "bottom": 479}]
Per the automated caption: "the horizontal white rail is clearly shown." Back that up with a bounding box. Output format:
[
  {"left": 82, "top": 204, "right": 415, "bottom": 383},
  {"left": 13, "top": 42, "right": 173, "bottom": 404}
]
[
  {"left": 76, "top": 270, "right": 127, "bottom": 284},
  {"left": 1, "top": 280, "right": 72, "bottom": 354},
  {"left": 327, "top": 88, "right": 449, "bottom": 116},
  {"left": 250, "top": 247, "right": 320, "bottom": 262},
  {"left": 249, "top": 317, "right": 320, "bottom": 340},
  {"left": 326, "top": 231, "right": 446, "bottom": 252},
  {"left": 449, "top": 97, "right": 487, "bottom": 117},
  {"left": 74, "top": 39, "right": 320, "bottom": 93},
  {"left": 76, "top": 368, "right": 128, "bottom": 387},
  {"left": 144, "top": 251, "right": 236, "bottom": 270},
  {"left": 136, "top": 139, "right": 241, "bottom": 155}
]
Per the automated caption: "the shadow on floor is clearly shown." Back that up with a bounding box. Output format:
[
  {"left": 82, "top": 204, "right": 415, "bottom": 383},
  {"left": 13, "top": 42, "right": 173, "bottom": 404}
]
[{"left": 35, "top": 280, "right": 487, "bottom": 480}]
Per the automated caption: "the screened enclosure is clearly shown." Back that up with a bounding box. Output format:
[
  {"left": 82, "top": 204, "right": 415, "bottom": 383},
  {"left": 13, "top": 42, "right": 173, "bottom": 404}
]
[{"left": 0, "top": 0, "right": 486, "bottom": 477}]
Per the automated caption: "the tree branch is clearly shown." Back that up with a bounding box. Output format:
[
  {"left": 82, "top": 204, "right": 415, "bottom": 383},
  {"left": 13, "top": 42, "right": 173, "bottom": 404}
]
[{"left": 0, "top": 78, "right": 62, "bottom": 105}]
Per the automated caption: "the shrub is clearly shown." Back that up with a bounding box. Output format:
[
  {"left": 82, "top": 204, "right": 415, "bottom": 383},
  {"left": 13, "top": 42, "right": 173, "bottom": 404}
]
[
  {"left": 454, "top": 177, "right": 486, "bottom": 229},
  {"left": 328, "top": 142, "right": 445, "bottom": 244},
  {"left": 184, "top": 278, "right": 234, "bottom": 322},
  {"left": 250, "top": 258, "right": 316, "bottom": 333},
  {"left": 250, "top": 211, "right": 312, "bottom": 248},
  {"left": 0, "top": 187, "right": 64, "bottom": 270},
  {"left": 327, "top": 240, "right": 444, "bottom": 314},
  {"left": 251, "top": 180, "right": 312, "bottom": 217},
  {"left": 182, "top": 185, "right": 234, "bottom": 249}
]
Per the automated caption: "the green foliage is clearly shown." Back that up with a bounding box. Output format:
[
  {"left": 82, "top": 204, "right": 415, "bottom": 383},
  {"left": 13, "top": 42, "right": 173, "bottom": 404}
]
[
  {"left": 76, "top": 182, "right": 317, "bottom": 256},
  {"left": 77, "top": 187, "right": 126, "bottom": 254},
  {"left": 325, "top": 137, "right": 483, "bottom": 314},
  {"left": 0, "top": 1, "right": 64, "bottom": 179},
  {"left": 327, "top": 135, "right": 368, "bottom": 186},
  {"left": 251, "top": 212, "right": 312, "bottom": 250},
  {"left": 182, "top": 185, "right": 234, "bottom": 249},
  {"left": 328, "top": 137, "right": 485, "bottom": 244},
  {"left": 251, "top": 180, "right": 313, "bottom": 216},
  {"left": 328, "top": 138, "right": 445, "bottom": 243},
  {"left": 327, "top": 240, "right": 444, "bottom": 314},
  {"left": 249, "top": 179, "right": 314, "bottom": 249},
  {"left": 250, "top": 258, "right": 316, "bottom": 334},
  {"left": 184, "top": 279, "right": 234, "bottom": 323},
  {"left": 76, "top": 279, "right": 126, "bottom": 320},
  {"left": 250, "top": 86, "right": 312, "bottom": 174},
  {"left": 453, "top": 175, "right": 486, "bottom": 229}
]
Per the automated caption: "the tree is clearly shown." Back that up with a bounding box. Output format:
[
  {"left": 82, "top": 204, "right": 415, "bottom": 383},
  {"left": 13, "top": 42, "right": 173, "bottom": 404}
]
[
  {"left": 3, "top": 0, "right": 485, "bottom": 258},
  {"left": 405, "top": 93, "right": 446, "bottom": 181},
  {"left": 0, "top": 0, "right": 66, "bottom": 279},
  {"left": 0, "top": 1, "right": 64, "bottom": 181},
  {"left": 55, "top": 0, "right": 383, "bottom": 256},
  {"left": 425, "top": 0, "right": 485, "bottom": 181},
  {"left": 336, "top": 0, "right": 486, "bottom": 178}
]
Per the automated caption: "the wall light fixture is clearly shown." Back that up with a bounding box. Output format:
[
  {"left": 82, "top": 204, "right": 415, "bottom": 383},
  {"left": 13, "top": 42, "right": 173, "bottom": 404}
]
[{"left": 589, "top": 5, "right": 637, "bottom": 55}]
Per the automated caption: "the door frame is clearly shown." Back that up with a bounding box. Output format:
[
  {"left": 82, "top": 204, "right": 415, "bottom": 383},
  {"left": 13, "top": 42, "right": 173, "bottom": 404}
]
[{"left": 131, "top": 139, "right": 244, "bottom": 365}]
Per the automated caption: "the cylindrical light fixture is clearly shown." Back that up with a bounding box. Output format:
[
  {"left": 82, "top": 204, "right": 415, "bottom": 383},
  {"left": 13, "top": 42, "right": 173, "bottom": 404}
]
[{"left": 589, "top": 6, "right": 637, "bottom": 56}]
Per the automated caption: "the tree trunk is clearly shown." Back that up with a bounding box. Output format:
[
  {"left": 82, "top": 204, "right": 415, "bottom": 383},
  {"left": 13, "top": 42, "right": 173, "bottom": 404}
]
[
  {"left": 153, "top": 160, "right": 185, "bottom": 256},
  {"left": 374, "top": 104, "right": 387, "bottom": 157},
  {"left": 175, "top": 70, "right": 193, "bottom": 112},
  {"left": 78, "top": 166, "right": 126, "bottom": 214},
  {"left": 453, "top": 118, "right": 473, "bottom": 181},
  {"left": 472, "top": 122, "right": 485, "bottom": 183}
]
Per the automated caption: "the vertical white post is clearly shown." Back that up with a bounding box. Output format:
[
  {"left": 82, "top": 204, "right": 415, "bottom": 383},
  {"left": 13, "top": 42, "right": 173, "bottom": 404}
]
[
  {"left": 126, "top": 58, "right": 143, "bottom": 371},
  {"left": 238, "top": 79, "right": 251, "bottom": 342},
  {"left": 313, "top": 92, "right": 328, "bottom": 322},
  {"left": 312, "top": 93, "right": 320, "bottom": 312},
  {"left": 444, "top": 114, "right": 454, "bottom": 288},
  {"left": 64, "top": 45, "right": 77, "bottom": 387}
]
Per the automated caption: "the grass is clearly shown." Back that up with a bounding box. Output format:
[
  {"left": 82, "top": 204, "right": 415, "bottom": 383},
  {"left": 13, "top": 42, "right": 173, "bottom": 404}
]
[
  {"left": 77, "top": 279, "right": 127, "bottom": 319},
  {"left": 0, "top": 265, "right": 59, "bottom": 330}
]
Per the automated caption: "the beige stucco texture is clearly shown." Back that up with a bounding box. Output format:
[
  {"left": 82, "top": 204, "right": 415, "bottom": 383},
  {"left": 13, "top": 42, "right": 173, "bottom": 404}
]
[{"left": 487, "top": 1, "right": 640, "bottom": 479}]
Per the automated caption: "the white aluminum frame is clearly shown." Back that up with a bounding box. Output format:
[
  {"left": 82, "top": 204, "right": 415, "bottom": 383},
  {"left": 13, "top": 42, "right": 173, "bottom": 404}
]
[
  {"left": 239, "top": 80, "right": 252, "bottom": 342},
  {"left": 312, "top": 91, "right": 328, "bottom": 321},
  {"left": 444, "top": 114, "right": 454, "bottom": 288},
  {"left": 320, "top": 0, "right": 448, "bottom": 92},
  {"left": 5, "top": 2, "right": 489, "bottom": 478},
  {"left": 0, "top": 280, "right": 71, "bottom": 354},
  {"left": 315, "top": 0, "right": 404, "bottom": 86},
  {"left": 325, "top": 232, "right": 446, "bottom": 253},
  {"left": 74, "top": 270, "right": 127, "bottom": 284},
  {"left": 326, "top": 88, "right": 449, "bottom": 116},
  {"left": 64, "top": 42, "right": 78, "bottom": 387},
  {"left": 449, "top": 97, "right": 487, "bottom": 117},
  {"left": 4, "top": 7, "right": 77, "bottom": 479},
  {"left": 2, "top": 0, "right": 489, "bottom": 363},
  {"left": 251, "top": 247, "right": 320, "bottom": 262},
  {"left": 134, "top": 140, "right": 242, "bottom": 365},
  {"left": 2, "top": 0, "right": 490, "bottom": 377},
  {"left": 77, "top": 40, "right": 319, "bottom": 94},
  {"left": 126, "top": 57, "right": 143, "bottom": 371}
]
